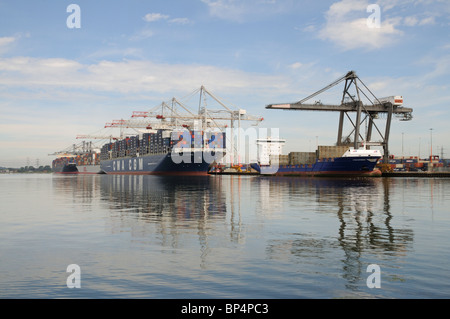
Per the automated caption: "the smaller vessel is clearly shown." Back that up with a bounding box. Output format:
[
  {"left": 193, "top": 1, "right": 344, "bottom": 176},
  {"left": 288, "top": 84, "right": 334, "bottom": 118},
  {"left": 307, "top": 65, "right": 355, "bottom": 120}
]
[
  {"left": 51, "top": 142, "right": 102, "bottom": 174},
  {"left": 251, "top": 146, "right": 382, "bottom": 177},
  {"left": 52, "top": 157, "right": 78, "bottom": 174},
  {"left": 52, "top": 153, "right": 101, "bottom": 174}
]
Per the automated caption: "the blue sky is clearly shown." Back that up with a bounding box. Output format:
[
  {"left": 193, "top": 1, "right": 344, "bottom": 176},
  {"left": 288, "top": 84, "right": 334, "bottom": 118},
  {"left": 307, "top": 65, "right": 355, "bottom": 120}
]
[{"left": 0, "top": 0, "right": 449, "bottom": 167}]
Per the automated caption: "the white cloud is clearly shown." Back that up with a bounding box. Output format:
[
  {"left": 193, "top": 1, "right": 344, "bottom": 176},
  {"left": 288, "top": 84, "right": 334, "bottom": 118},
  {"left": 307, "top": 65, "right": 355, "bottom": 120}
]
[
  {"left": 0, "top": 57, "right": 290, "bottom": 96},
  {"left": 327, "top": 0, "right": 368, "bottom": 17},
  {"left": 169, "top": 18, "right": 191, "bottom": 25},
  {"left": 201, "top": 0, "right": 246, "bottom": 21},
  {"left": 301, "top": 24, "right": 316, "bottom": 33},
  {"left": 143, "top": 13, "right": 190, "bottom": 25},
  {"left": 0, "top": 56, "right": 299, "bottom": 166},
  {"left": 289, "top": 62, "right": 303, "bottom": 69},
  {"left": 201, "top": 0, "right": 294, "bottom": 22},
  {"left": 0, "top": 36, "right": 15, "bottom": 47},
  {"left": 418, "top": 16, "right": 435, "bottom": 26},
  {"left": 87, "top": 47, "right": 144, "bottom": 59},
  {"left": 143, "top": 13, "right": 169, "bottom": 22},
  {"left": 129, "top": 28, "right": 155, "bottom": 41},
  {"left": 318, "top": 0, "right": 447, "bottom": 51},
  {"left": 0, "top": 36, "right": 16, "bottom": 55},
  {"left": 420, "top": 53, "right": 450, "bottom": 81},
  {"left": 318, "top": 0, "right": 404, "bottom": 51},
  {"left": 403, "top": 14, "right": 436, "bottom": 27},
  {"left": 403, "top": 16, "right": 419, "bottom": 26}
]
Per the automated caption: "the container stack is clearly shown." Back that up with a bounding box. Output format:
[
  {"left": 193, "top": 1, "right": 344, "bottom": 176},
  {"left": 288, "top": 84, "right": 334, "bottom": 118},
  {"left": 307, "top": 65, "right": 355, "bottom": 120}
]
[
  {"left": 141, "top": 133, "right": 150, "bottom": 155},
  {"left": 119, "top": 140, "right": 126, "bottom": 158},
  {"left": 317, "top": 146, "right": 349, "bottom": 160},
  {"left": 52, "top": 156, "right": 76, "bottom": 169},
  {"left": 100, "top": 129, "right": 226, "bottom": 160},
  {"left": 170, "top": 131, "right": 189, "bottom": 149},
  {"left": 75, "top": 153, "right": 100, "bottom": 165},
  {"left": 100, "top": 143, "right": 113, "bottom": 161},
  {"left": 128, "top": 136, "right": 138, "bottom": 157},
  {"left": 288, "top": 152, "right": 316, "bottom": 165},
  {"left": 155, "top": 130, "right": 163, "bottom": 153},
  {"left": 205, "top": 132, "right": 226, "bottom": 149},
  {"left": 270, "top": 155, "right": 289, "bottom": 166},
  {"left": 192, "top": 131, "right": 203, "bottom": 149}
]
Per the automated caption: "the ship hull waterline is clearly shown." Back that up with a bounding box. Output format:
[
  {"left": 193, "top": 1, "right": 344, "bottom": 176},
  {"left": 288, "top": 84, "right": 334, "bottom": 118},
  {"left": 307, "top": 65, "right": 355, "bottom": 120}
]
[
  {"left": 52, "top": 164, "right": 101, "bottom": 175},
  {"left": 99, "top": 151, "right": 218, "bottom": 176},
  {"left": 252, "top": 156, "right": 382, "bottom": 178}
]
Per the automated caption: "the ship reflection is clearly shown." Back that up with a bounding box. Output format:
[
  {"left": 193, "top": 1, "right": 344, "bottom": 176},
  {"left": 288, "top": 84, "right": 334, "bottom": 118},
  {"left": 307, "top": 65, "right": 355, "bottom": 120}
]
[
  {"left": 52, "top": 174, "right": 415, "bottom": 292},
  {"left": 99, "top": 175, "right": 227, "bottom": 221},
  {"left": 99, "top": 175, "right": 228, "bottom": 268},
  {"left": 260, "top": 177, "right": 414, "bottom": 292},
  {"left": 52, "top": 174, "right": 101, "bottom": 208}
]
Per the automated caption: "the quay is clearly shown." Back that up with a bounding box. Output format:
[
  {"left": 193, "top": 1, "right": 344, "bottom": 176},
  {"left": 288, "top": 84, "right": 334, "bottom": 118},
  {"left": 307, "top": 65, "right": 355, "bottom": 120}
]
[
  {"left": 382, "top": 171, "right": 450, "bottom": 178},
  {"left": 209, "top": 169, "right": 450, "bottom": 178}
]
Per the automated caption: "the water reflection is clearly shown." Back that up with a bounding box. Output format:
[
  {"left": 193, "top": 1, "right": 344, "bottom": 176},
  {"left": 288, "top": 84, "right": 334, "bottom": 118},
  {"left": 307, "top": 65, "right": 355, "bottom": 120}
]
[
  {"left": 259, "top": 177, "right": 414, "bottom": 291},
  {"left": 51, "top": 174, "right": 416, "bottom": 294},
  {"left": 100, "top": 175, "right": 229, "bottom": 269},
  {"left": 98, "top": 175, "right": 227, "bottom": 220},
  {"left": 52, "top": 174, "right": 101, "bottom": 207}
]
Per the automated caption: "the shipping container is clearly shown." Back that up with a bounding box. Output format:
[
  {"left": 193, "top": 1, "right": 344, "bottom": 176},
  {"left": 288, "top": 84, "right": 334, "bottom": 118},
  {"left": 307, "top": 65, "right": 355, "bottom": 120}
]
[
  {"left": 289, "top": 152, "right": 316, "bottom": 165},
  {"left": 317, "top": 146, "right": 349, "bottom": 159},
  {"left": 270, "top": 155, "right": 289, "bottom": 165}
]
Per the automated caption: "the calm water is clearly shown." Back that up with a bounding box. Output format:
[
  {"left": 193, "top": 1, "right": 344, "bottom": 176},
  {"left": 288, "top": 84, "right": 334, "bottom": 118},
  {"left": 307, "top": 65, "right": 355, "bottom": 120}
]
[{"left": 1, "top": 173, "right": 450, "bottom": 299}]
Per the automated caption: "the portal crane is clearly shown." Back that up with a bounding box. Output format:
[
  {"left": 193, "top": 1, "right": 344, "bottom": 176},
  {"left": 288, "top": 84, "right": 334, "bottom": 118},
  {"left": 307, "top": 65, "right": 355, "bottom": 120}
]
[{"left": 266, "top": 71, "right": 413, "bottom": 163}]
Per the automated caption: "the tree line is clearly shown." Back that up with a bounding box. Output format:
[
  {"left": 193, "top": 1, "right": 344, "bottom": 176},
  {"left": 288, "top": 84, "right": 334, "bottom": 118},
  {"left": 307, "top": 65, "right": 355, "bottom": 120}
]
[{"left": 2, "top": 165, "right": 52, "bottom": 173}]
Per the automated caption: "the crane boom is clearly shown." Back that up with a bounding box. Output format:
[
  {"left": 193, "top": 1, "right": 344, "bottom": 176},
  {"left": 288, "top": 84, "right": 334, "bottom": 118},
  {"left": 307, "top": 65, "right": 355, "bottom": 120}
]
[{"left": 76, "top": 135, "right": 119, "bottom": 140}]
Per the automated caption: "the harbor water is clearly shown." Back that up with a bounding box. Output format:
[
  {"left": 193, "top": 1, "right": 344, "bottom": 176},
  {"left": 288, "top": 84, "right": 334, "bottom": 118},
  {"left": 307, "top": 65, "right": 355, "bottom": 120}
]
[{"left": 1, "top": 173, "right": 450, "bottom": 299}]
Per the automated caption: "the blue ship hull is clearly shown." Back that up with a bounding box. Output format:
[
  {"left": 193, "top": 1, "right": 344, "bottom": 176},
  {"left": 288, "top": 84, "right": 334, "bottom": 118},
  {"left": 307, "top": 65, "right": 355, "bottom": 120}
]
[
  {"left": 251, "top": 156, "right": 381, "bottom": 177},
  {"left": 100, "top": 151, "right": 213, "bottom": 175}
]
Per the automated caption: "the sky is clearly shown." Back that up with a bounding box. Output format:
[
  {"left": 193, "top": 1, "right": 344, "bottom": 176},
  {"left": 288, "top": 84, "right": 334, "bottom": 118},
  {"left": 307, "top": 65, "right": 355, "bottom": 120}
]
[{"left": 0, "top": 0, "right": 449, "bottom": 167}]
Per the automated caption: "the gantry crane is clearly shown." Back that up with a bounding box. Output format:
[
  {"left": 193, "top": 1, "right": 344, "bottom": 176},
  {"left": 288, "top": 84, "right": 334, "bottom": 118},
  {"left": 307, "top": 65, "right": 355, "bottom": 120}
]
[
  {"left": 266, "top": 71, "right": 413, "bottom": 163},
  {"left": 75, "top": 86, "right": 264, "bottom": 165},
  {"left": 76, "top": 134, "right": 119, "bottom": 141},
  {"left": 130, "top": 86, "right": 264, "bottom": 164},
  {"left": 131, "top": 86, "right": 264, "bottom": 129},
  {"left": 49, "top": 140, "right": 98, "bottom": 157}
]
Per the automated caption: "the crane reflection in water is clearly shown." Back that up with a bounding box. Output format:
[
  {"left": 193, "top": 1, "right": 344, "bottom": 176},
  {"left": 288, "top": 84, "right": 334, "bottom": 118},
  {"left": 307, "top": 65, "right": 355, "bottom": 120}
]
[
  {"left": 258, "top": 176, "right": 414, "bottom": 292},
  {"left": 52, "top": 174, "right": 415, "bottom": 294}
]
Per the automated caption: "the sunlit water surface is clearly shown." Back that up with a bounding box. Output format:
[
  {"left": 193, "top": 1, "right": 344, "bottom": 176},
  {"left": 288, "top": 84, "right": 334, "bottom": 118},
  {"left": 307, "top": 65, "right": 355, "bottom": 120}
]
[{"left": 1, "top": 174, "right": 449, "bottom": 298}]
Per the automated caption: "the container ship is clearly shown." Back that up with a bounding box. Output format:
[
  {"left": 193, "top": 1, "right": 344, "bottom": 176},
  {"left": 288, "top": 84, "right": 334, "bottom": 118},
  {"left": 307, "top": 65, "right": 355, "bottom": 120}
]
[
  {"left": 52, "top": 152, "right": 101, "bottom": 174},
  {"left": 99, "top": 129, "right": 226, "bottom": 175},
  {"left": 251, "top": 140, "right": 382, "bottom": 177},
  {"left": 51, "top": 140, "right": 102, "bottom": 174}
]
